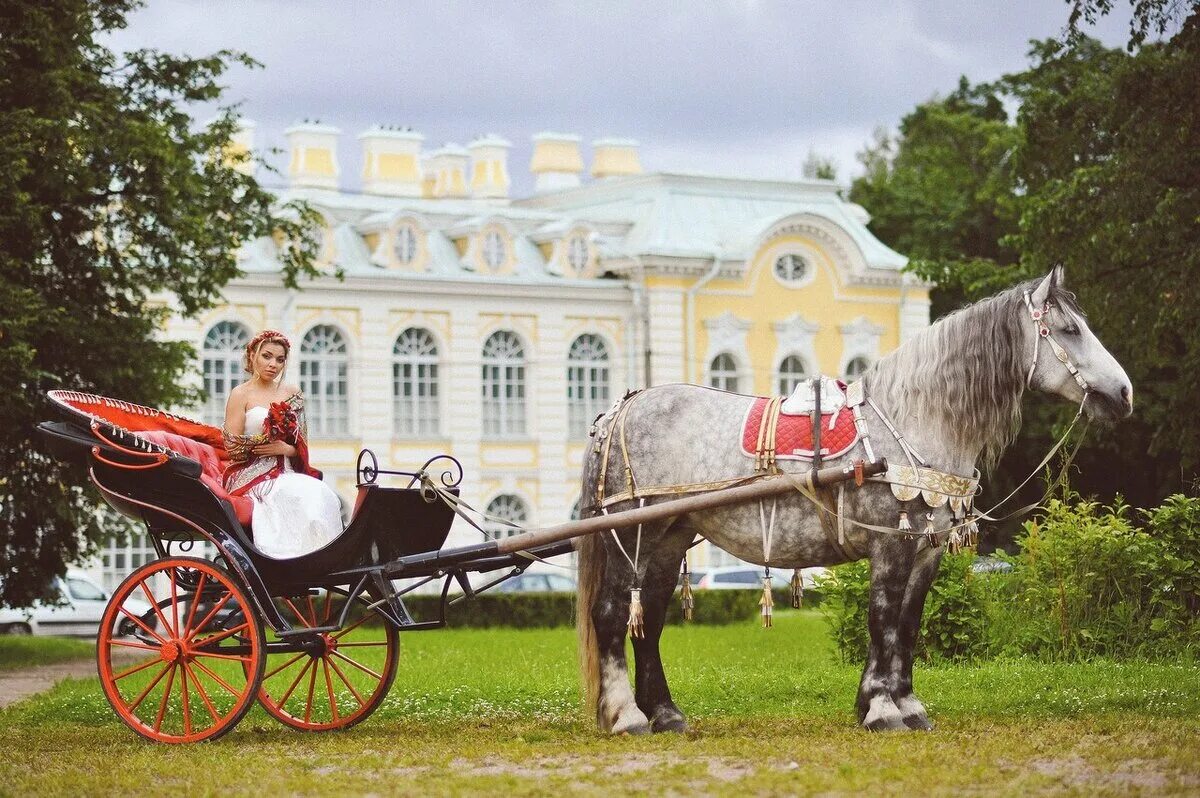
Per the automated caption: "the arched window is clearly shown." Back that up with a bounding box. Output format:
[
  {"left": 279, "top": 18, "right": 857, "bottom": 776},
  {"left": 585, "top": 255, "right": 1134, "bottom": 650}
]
[
  {"left": 483, "top": 494, "right": 528, "bottom": 539},
  {"left": 567, "top": 334, "right": 610, "bottom": 439},
  {"left": 844, "top": 356, "right": 871, "bottom": 380},
  {"left": 392, "top": 328, "right": 439, "bottom": 437},
  {"left": 201, "top": 321, "right": 250, "bottom": 425},
  {"left": 709, "top": 352, "right": 739, "bottom": 392},
  {"left": 481, "top": 330, "right": 525, "bottom": 437},
  {"left": 777, "top": 354, "right": 808, "bottom": 396},
  {"left": 299, "top": 325, "right": 349, "bottom": 437}
]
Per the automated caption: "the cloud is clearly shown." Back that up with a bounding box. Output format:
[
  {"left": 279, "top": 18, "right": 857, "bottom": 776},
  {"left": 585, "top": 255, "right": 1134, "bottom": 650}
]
[{"left": 105, "top": 0, "right": 1135, "bottom": 193}]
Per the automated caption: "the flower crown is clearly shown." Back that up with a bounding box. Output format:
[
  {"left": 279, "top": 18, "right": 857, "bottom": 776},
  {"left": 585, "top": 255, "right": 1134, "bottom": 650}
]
[{"left": 243, "top": 329, "right": 291, "bottom": 375}]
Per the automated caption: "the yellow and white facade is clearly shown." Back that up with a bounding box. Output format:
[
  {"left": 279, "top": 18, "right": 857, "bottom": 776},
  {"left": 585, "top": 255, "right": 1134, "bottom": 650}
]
[{"left": 92, "top": 122, "right": 927, "bottom": 589}]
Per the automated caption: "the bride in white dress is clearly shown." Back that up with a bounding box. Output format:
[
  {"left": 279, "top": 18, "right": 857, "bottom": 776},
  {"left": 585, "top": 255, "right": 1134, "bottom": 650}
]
[{"left": 221, "top": 330, "right": 343, "bottom": 559}]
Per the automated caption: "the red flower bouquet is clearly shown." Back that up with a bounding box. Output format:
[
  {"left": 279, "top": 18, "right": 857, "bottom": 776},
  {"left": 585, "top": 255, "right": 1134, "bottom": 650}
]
[{"left": 265, "top": 401, "right": 300, "bottom": 445}]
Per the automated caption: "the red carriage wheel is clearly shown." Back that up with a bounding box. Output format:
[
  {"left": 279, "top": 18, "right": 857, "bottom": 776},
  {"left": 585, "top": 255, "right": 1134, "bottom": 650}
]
[
  {"left": 254, "top": 588, "right": 399, "bottom": 731},
  {"left": 97, "top": 556, "right": 265, "bottom": 743}
]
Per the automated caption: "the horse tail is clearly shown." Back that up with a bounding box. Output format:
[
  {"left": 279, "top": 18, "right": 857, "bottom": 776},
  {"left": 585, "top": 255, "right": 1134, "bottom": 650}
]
[{"left": 576, "top": 528, "right": 604, "bottom": 720}]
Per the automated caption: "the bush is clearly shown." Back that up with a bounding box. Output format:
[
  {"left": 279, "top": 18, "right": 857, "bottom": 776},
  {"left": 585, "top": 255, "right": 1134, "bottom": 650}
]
[
  {"left": 818, "top": 494, "right": 1200, "bottom": 663},
  {"left": 400, "top": 588, "right": 818, "bottom": 629},
  {"left": 989, "top": 495, "right": 1200, "bottom": 659},
  {"left": 818, "top": 553, "right": 990, "bottom": 663}
]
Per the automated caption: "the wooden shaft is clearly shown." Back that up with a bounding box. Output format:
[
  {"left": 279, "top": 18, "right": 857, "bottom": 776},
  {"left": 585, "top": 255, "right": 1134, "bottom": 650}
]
[{"left": 494, "top": 458, "right": 887, "bottom": 555}]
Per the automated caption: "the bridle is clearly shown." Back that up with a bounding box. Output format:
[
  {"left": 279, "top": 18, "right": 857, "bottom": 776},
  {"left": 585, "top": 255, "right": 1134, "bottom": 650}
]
[{"left": 1024, "top": 290, "right": 1090, "bottom": 395}]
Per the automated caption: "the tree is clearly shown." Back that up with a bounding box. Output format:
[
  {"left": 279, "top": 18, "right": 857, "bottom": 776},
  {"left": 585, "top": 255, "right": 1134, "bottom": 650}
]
[
  {"left": 0, "top": 0, "right": 321, "bottom": 607},
  {"left": 848, "top": 8, "right": 1200, "bottom": 511}
]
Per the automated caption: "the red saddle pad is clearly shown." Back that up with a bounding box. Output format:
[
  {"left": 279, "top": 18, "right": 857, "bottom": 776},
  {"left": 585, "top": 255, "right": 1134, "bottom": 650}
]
[{"left": 740, "top": 397, "right": 860, "bottom": 461}]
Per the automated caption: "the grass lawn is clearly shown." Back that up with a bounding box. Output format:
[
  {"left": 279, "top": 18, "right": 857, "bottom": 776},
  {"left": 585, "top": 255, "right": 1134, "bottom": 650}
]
[
  {"left": 2, "top": 610, "right": 1197, "bottom": 795},
  {"left": 0, "top": 635, "right": 93, "bottom": 671}
]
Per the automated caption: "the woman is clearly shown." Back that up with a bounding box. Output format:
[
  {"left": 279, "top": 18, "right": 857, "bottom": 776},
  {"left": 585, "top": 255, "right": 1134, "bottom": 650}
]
[{"left": 222, "top": 329, "right": 343, "bottom": 559}]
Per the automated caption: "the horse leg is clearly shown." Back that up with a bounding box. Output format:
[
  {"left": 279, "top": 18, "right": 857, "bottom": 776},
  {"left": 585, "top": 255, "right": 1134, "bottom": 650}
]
[
  {"left": 857, "top": 536, "right": 918, "bottom": 731},
  {"left": 891, "top": 544, "right": 943, "bottom": 730},
  {"left": 630, "top": 524, "right": 695, "bottom": 733},
  {"left": 592, "top": 538, "right": 651, "bottom": 735}
]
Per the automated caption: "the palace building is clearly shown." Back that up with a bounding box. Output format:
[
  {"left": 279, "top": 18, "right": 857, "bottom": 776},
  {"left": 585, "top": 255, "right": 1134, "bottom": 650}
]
[{"left": 91, "top": 121, "right": 927, "bottom": 590}]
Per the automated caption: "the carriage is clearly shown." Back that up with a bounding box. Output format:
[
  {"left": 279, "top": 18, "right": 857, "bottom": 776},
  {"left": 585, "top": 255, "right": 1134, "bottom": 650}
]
[{"left": 37, "top": 388, "right": 882, "bottom": 743}]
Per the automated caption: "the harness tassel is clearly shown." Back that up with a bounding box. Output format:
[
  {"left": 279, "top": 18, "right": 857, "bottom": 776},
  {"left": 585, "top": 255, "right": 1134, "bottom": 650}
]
[
  {"left": 965, "top": 515, "right": 980, "bottom": 549},
  {"left": 760, "top": 575, "right": 774, "bottom": 628},
  {"left": 923, "top": 512, "right": 938, "bottom": 547},
  {"left": 898, "top": 511, "right": 914, "bottom": 541},
  {"left": 947, "top": 528, "right": 963, "bottom": 555},
  {"left": 679, "top": 566, "right": 695, "bottom": 622},
  {"left": 790, "top": 569, "right": 804, "bottom": 609},
  {"left": 628, "top": 589, "right": 645, "bottom": 638}
]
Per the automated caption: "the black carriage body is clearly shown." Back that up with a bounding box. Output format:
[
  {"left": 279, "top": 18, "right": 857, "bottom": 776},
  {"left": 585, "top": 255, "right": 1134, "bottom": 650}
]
[{"left": 34, "top": 396, "right": 480, "bottom": 637}]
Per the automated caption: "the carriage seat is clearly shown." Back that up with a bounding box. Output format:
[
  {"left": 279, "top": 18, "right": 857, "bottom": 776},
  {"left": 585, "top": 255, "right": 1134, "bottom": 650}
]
[{"left": 135, "top": 430, "right": 253, "bottom": 527}]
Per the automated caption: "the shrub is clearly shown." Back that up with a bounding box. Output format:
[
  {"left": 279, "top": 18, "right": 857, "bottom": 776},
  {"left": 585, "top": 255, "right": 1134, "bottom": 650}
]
[
  {"left": 818, "top": 494, "right": 1200, "bottom": 664},
  {"left": 989, "top": 495, "right": 1200, "bottom": 659},
  {"left": 399, "top": 588, "right": 817, "bottom": 629},
  {"left": 817, "top": 553, "right": 990, "bottom": 663}
]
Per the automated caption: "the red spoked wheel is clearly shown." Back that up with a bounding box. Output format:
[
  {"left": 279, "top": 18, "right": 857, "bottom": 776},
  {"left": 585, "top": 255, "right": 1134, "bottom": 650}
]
[
  {"left": 97, "top": 557, "right": 265, "bottom": 743},
  {"left": 254, "top": 588, "right": 399, "bottom": 731}
]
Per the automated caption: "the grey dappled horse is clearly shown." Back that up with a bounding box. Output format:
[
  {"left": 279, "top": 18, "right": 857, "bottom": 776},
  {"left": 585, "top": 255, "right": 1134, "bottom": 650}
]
[{"left": 577, "top": 268, "right": 1132, "bottom": 733}]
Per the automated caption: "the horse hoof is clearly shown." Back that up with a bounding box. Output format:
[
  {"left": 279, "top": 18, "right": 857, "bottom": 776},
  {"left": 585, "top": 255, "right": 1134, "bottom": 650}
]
[
  {"left": 611, "top": 707, "right": 652, "bottom": 735},
  {"left": 862, "top": 696, "right": 907, "bottom": 732},
  {"left": 651, "top": 713, "right": 688, "bottom": 734},
  {"left": 902, "top": 714, "right": 934, "bottom": 731},
  {"left": 613, "top": 720, "right": 652, "bottom": 735}
]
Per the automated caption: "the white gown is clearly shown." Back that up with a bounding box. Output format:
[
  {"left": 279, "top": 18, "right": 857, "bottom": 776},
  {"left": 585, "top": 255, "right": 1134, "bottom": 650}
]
[{"left": 243, "top": 406, "right": 343, "bottom": 560}]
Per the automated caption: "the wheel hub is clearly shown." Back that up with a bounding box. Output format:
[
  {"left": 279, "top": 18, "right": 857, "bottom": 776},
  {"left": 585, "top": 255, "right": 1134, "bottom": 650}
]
[{"left": 159, "top": 639, "right": 190, "bottom": 663}]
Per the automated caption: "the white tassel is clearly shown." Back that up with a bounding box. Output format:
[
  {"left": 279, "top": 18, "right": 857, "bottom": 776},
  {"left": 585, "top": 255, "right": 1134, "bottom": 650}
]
[
  {"left": 898, "top": 511, "right": 914, "bottom": 541},
  {"left": 760, "top": 576, "right": 774, "bottom": 628},
  {"left": 947, "top": 528, "right": 963, "bottom": 555},
  {"left": 923, "top": 512, "right": 938, "bottom": 547},
  {"left": 679, "top": 579, "right": 695, "bottom": 622},
  {"left": 628, "top": 589, "right": 644, "bottom": 638},
  {"left": 790, "top": 569, "right": 804, "bottom": 609}
]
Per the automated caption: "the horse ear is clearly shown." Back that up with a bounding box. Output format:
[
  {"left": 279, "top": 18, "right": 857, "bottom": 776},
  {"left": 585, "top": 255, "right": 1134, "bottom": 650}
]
[
  {"left": 1030, "top": 268, "right": 1057, "bottom": 306},
  {"left": 1052, "top": 263, "right": 1065, "bottom": 287}
]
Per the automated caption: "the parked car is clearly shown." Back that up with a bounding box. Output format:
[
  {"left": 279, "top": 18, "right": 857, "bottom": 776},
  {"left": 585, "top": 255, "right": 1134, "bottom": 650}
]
[
  {"left": 694, "top": 565, "right": 828, "bottom": 591},
  {"left": 494, "top": 572, "right": 577, "bottom": 593},
  {"left": 0, "top": 571, "right": 153, "bottom": 637},
  {"left": 969, "top": 556, "right": 1014, "bottom": 575}
]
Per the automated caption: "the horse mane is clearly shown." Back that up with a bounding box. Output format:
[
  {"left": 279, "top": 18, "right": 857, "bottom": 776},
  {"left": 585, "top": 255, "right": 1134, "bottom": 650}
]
[{"left": 865, "top": 279, "right": 1065, "bottom": 472}]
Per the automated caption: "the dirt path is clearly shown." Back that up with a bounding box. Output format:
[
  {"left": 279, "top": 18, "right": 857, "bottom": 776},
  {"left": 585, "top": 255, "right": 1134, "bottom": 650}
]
[
  {"left": 0, "top": 649, "right": 141, "bottom": 709},
  {"left": 0, "top": 659, "right": 98, "bottom": 709}
]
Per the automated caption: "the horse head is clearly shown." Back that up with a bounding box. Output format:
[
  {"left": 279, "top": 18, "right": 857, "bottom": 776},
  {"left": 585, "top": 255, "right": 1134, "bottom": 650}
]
[{"left": 1025, "top": 266, "right": 1132, "bottom": 421}]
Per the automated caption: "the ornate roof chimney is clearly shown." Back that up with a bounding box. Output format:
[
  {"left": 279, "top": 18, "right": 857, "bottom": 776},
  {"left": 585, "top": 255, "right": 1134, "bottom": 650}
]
[
  {"left": 468, "top": 134, "right": 512, "bottom": 200},
  {"left": 591, "top": 138, "right": 643, "bottom": 180},
  {"left": 359, "top": 126, "right": 423, "bottom": 197},
  {"left": 530, "top": 132, "right": 584, "bottom": 192},
  {"left": 284, "top": 121, "right": 341, "bottom": 189}
]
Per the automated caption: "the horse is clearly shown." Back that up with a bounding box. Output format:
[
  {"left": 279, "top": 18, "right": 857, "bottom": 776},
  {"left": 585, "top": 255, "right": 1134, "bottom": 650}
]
[{"left": 576, "top": 267, "right": 1132, "bottom": 734}]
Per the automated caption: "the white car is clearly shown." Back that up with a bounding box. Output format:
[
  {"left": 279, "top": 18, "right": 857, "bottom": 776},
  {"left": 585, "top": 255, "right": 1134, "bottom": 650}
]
[
  {"left": 694, "top": 566, "right": 828, "bottom": 591},
  {"left": 0, "top": 571, "right": 153, "bottom": 637}
]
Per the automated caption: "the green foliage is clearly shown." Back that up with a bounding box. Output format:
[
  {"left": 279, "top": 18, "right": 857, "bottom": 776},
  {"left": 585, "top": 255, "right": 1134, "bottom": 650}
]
[
  {"left": 0, "top": 0, "right": 321, "bottom": 606},
  {"left": 0, "top": 635, "right": 93, "bottom": 671},
  {"left": 817, "top": 554, "right": 991, "bottom": 663},
  {"left": 990, "top": 495, "right": 1200, "bottom": 658},
  {"left": 402, "top": 588, "right": 816, "bottom": 629},
  {"left": 849, "top": 10, "right": 1200, "bottom": 508},
  {"left": 821, "top": 495, "right": 1200, "bottom": 663}
]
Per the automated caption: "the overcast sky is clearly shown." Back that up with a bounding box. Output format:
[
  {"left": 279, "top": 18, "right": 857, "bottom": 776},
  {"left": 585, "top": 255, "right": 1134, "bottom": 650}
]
[{"left": 105, "top": 1, "right": 1133, "bottom": 195}]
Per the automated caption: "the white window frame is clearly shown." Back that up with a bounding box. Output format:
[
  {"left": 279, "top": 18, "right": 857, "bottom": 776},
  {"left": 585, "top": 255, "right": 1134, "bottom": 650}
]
[
  {"left": 776, "top": 354, "right": 808, "bottom": 396},
  {"left": 99, "top": 532, "right": 158, "bottom": 593},
  {"left": 773, "top": 252, "right": 811, "bottom": 286},
  {"left": 567, "top": 334, "right": 610, "bottom": 439},
  {"left": 394, "top": 223, "right": 418, "bottom": 265},
  {"left": 567, "top": 234, "right": 590, "bottom": 273},
  {"left": 481, "top": 330, "right": 526, "bottom": 438},
  {"left": 844, "top": 356, "right": 871, "bottom": 380},
  {"left": 483, "top": 494, "right": 528, "bottom": 539},
  {"left": 392, "top": 328, "right": 440, "bottom": 438},
  {"left": 300, "top": 325, "right": 350, "bottom": 438},
  {"left": 482, "top": 229, "right": 507, "bottom": 271},
  {"left": 709, "top": 352, "right": 740, "bottom": 393},
  {"left": 201, "top": 321, "right": 250, "bottom": 426}
]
